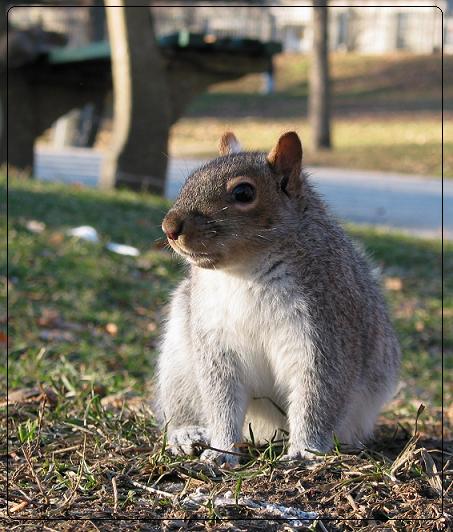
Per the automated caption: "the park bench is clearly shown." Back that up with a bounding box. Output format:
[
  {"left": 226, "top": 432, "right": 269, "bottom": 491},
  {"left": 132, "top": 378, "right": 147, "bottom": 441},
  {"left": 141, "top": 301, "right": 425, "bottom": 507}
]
[{"left": 5, "top": 30, "right": 281, "bottom": 179}]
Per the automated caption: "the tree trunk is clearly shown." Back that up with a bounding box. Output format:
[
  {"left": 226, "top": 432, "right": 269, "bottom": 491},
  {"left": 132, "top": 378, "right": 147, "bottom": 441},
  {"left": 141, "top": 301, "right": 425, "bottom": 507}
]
[
  {"left": 2, "top": 2, "right": 37, "bottom": 171},
  {"left": 309, "top": 1, "right": 331, "bottom": 150},
  {"left": 101, "top": 2, "right": 171, "bottom": 194}
]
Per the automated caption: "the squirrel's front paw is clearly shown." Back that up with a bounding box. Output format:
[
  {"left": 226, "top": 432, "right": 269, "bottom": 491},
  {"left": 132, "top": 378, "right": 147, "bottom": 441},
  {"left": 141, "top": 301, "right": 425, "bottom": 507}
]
[
  {"left": 167, "top": 426, "right": 210, "bottom": 457},
  {"left": 200, "top": 448, "right": 239, "bottom": 467}
]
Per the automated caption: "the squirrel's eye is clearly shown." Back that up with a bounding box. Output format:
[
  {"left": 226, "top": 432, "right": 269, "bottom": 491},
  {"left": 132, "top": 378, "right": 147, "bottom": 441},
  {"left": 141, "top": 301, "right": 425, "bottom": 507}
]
[{"left": 231, "top": 183, "right": 256, "bottom": 203}]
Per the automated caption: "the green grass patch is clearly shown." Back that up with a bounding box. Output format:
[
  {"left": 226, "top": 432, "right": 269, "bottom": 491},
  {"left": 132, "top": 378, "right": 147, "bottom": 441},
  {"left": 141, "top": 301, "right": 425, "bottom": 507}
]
[{"left": 5, "top": 176, "right": 179, "bottom": 398}]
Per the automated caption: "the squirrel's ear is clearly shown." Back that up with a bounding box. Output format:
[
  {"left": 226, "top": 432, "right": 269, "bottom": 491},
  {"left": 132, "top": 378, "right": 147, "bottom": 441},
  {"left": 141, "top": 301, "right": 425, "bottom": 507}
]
[
  {"left": 267, "top": 131, "right": 303, "bottom": 178},
  {"left": 266, "top": 132, "right": 303, "bottom": 195},
  {"left": 219, "top": 131, "right": 242, "bottom": 156}
]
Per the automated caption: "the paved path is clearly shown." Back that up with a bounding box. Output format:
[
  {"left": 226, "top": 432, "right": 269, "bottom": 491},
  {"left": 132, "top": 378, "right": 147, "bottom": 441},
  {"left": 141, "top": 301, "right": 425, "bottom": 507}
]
[{"left": 35, "top": 147, "right": 450, "bottom": 239}]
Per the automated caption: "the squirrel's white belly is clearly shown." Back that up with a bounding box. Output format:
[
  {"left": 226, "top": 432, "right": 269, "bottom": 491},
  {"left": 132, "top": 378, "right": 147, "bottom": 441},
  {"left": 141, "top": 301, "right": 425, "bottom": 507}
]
[{"left": 195, "top": 269, "right": 297, "bottom": 399}]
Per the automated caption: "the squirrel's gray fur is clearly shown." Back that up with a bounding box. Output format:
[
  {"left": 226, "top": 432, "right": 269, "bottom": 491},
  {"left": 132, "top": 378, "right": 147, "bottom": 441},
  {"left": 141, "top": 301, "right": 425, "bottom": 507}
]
[{"left": 156, "top": 132, "right": 401, "bottom": 465}]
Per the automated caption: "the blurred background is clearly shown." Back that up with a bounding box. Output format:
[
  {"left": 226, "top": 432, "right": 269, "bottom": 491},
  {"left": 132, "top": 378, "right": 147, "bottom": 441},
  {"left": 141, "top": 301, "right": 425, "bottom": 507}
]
[{"left": 2, "top": 2, "right": 450, "bottom": 234}]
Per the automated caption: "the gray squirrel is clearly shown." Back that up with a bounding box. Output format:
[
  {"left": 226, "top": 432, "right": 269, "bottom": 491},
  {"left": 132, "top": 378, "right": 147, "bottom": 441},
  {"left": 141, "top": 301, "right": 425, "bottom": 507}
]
[{"left": 156, "top": 131, "right": 401, "bottom": 465}]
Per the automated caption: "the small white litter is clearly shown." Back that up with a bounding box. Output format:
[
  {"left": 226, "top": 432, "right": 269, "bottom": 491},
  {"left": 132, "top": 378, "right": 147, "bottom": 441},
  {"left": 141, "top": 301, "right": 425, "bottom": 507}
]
[
  {"left": 26, "top": 220, "right": 46, "bottom": 233},
  {"left": 106, "top": 242, "right": 140, "bottom": 257},
  {"left": 67, "top": 226, "right": 99, "bottom": 243}
]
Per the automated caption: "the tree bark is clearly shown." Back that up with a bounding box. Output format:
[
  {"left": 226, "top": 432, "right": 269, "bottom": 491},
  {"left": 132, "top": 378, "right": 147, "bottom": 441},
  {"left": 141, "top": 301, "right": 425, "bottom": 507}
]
[
  {"left": 309, "top": 1, "right": 331, "bottom": 150},
  {"left": 101, "top": 1, "right": 171, "bottom": 194}
]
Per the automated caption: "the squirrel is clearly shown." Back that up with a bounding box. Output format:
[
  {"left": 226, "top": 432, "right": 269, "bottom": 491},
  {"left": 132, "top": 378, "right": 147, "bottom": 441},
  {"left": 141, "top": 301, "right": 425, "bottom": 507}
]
[{"left": 156, "top": 131, "right": 401, "bottom": 465}]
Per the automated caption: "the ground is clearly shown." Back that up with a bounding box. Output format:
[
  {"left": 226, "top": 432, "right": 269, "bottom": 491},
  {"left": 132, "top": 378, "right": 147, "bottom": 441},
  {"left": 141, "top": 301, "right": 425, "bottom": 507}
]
[
  {"left": 2, "top": 175, "right": 451, "bottom": 530},
  {"left": 165, "top": 53, "right": 451, "bottom": 177}
]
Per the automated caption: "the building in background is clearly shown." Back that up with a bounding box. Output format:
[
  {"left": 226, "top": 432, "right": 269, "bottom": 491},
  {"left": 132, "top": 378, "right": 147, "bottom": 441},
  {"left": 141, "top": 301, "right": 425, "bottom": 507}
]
[
  {"left": 8, "top": 1, "right": 451, "bottom": 54},
  {"left": 272, "top": 0, "right": 448, "bottom": 54}
]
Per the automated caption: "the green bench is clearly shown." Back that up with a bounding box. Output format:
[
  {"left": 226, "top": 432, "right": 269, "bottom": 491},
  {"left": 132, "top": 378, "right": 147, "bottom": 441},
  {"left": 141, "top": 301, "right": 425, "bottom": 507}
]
[{"left": 49, "top": 32, "right": 282, "bottom": 64}]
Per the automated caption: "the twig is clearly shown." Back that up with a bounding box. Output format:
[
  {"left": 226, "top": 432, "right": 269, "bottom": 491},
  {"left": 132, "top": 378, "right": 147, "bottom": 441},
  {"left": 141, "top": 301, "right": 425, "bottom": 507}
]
[
  {"left": 62, "top": 422, "right": 95, "bottom": 435},
  {"left": 111, "top": 476, "right": 118, "bottom": 514},
  {"left": 122, "top": 476, "right": 174, "bottom": 499},
  {"left": 22, "top": 445, "right": 48, "bottom": 504},
  {"left": 345, "top": 492, "right": 359, "bottom": 514},
  {"left": 16, "top": 489, "right": 33, "bottom": 502},
  {"left": 52, "top": 444, "right": 83, "bottom": 455}
]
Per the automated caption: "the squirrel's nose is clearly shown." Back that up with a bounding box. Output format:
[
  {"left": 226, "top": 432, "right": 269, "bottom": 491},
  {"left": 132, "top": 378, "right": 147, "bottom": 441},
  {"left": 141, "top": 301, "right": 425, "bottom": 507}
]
[{"left": 162, "top": 214, "right": 184, "bottom": 241}]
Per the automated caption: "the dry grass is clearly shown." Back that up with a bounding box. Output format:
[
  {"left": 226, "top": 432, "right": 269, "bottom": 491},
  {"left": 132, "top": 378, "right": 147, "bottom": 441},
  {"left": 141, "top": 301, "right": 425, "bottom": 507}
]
[
  {"left": 170, "top": 116, "right": 448, "bottom": 177},
  {"left": 2, "top": 395, "right": 451, "bottom": 529}
]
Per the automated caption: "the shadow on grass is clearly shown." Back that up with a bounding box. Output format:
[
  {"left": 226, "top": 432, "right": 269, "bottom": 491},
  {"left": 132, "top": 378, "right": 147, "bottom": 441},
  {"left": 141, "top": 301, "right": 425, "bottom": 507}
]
[
  {"left": 188, "top": 53, "right": 448, "bottom": 120},
  {"left": 186, "top": 92, "right": 447, "bottom": 120}
]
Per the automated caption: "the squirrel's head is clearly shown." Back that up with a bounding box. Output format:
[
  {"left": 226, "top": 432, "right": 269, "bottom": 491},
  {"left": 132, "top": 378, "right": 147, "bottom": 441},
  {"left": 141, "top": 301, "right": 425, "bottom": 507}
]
[{"left": 162, "top": 131, "right": 303, "bottom": 270}]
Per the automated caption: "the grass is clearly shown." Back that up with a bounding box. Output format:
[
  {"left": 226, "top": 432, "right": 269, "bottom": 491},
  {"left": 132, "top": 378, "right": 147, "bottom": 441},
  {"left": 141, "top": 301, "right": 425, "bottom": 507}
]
[
  {"left": 169, "top": 53, "right": 450, "bottom": 177},
  {"left": 172, "top": 116, "right": 446, "bottom": 177},
  {"left": 2, "top": 175, "right": 451, "bottom": 528}
]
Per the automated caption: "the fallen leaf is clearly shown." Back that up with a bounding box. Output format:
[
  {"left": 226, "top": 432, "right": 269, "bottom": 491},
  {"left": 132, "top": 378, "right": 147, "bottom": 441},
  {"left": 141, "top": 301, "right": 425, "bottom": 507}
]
[
  {"left": 415, "top": 321, "right": 425, "bottom": 332},
  {"left": 419, "top": 448, "right": 442, "bottom": 494},
  {"left": 9, "top": 500, "right": 30, "bottom": 514},
  {"left": 101, "top": 390, "right": 142, "bottom": 410},
  {"left": 48, "top": 232, "right": 64, "bottom": 246},
  {"left": 0, "top": 331, "right": 8, "bottom": 344},
  {"left": 385, "top": 277, "right": 403, "bottom": 291},
  {"left": 105, "top": 323, "right": 118, "bottom": 336},
  {"left": 1, "top": 386, "right": 58, "bottom": 408}
]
